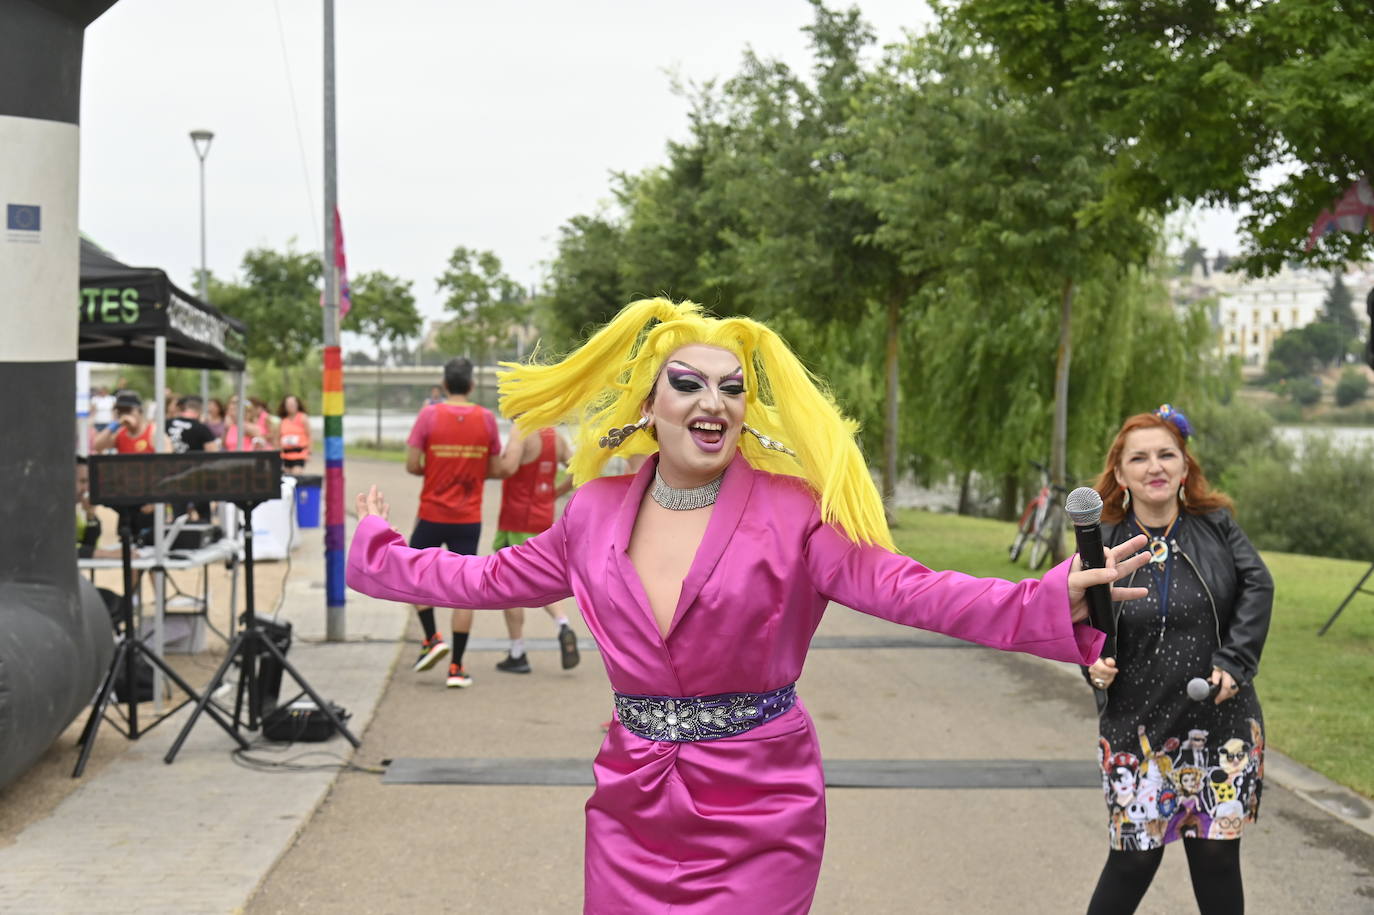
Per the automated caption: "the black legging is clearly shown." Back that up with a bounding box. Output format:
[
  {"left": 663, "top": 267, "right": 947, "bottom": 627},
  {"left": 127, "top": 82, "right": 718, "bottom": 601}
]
[{"left": 1086, "top": 838, "right": 1243, "bottom": 915}]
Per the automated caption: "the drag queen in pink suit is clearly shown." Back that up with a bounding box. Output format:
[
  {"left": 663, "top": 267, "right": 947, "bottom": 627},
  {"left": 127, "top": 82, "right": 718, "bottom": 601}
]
[{"left": 349, "top": 298, "right": 1147, "bottom": 913}]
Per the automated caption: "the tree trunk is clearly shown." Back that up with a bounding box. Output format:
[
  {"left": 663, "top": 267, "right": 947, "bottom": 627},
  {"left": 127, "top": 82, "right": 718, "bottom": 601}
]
[
  {"left": 1001, "top": 472, "right": 1019, "bottom": 522},
  {"left": 957, "top": 469, "right": 974, "bottom": 516},
  {"left": 883, "top": 296, "right": 900, "bottom": 511},
  {"left": 1049, "top": 276, "right": 1074, "bottom": 563}
]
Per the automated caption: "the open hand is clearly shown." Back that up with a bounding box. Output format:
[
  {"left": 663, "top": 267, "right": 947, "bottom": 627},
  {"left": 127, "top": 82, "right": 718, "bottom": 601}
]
[
  {"left": 355, "top": 485, "right": 390, "bottom": 522},
  {"left": 1067, "top": 534, "right": 1150, "bottom": 624}
]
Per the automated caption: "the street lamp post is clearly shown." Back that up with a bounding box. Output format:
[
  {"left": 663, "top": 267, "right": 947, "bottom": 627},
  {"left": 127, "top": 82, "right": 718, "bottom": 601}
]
[{"left": 190, "top": 128, "right": 214, "bottom": 407}]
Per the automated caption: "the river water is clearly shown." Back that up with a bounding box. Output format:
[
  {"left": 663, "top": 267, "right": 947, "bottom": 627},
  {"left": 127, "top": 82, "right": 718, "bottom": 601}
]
[{"left": 1274, "top": 424, "right": 1374, "bottom": 452}]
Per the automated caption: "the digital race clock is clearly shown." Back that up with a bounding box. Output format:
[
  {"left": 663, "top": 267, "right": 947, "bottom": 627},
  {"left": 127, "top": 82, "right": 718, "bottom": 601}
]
[{"left": 88, "top": 452, "right": 282, "bottom": 506}]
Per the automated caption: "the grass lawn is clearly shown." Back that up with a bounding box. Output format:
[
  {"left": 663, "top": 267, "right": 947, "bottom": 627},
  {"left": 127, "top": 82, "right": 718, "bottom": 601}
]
[
  {"left": 889, "top": 508, "right": 1374, "bottom": 799},
  {"left": 345, "top": 443, "right": 408, "bottom": 464}
]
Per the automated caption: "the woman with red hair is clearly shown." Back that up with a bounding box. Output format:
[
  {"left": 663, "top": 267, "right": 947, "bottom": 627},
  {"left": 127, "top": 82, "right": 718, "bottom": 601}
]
[{"left": 1083, "top": 405, "right": 1272, "bottom": 915}]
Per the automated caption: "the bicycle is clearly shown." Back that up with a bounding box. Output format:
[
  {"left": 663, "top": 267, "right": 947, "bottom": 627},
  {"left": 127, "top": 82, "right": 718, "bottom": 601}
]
[{"left": 1007, "top": 461, "right": 1070, "bottom": 571}]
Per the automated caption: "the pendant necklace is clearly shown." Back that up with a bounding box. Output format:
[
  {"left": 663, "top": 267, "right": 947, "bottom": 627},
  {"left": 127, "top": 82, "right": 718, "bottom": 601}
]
[
  {"left": 650, "top": 469, "right": 724, "bottom": 511},
  {"left": 1133, "top": 512, "right": 1181, "bottom": 645}
]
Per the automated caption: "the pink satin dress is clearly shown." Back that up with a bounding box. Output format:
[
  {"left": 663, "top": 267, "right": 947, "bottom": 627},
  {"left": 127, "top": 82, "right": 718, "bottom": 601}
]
[{"left": 347, "top": 452, "right": 1104, "bottom": 913}]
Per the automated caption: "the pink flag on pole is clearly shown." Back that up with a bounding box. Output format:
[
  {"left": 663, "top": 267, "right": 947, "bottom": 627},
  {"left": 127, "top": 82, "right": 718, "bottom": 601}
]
[
  {"left": 1306, "top": 176, "right": 1374, "bottom": 250},
  {"left": 333, "top": 207, "right": 351, "bottom": 319}
]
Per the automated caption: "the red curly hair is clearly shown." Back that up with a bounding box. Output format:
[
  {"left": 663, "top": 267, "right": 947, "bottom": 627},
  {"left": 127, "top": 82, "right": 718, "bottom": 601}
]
[{"left": 1091, "top": 412, "right": 1233, "bottom": 525}]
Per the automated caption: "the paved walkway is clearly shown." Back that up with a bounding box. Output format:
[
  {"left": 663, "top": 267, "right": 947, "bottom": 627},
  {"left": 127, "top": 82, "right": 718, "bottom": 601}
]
[{"left": 1, "top": 457, "right": 1371, "bottom": 913}]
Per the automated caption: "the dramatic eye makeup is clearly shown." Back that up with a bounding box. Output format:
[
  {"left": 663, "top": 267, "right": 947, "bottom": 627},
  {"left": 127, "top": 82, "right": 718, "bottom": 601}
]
[
  {"left": 667, "top": 366, "right": 706, "bottom": 392},
  {"left": 665, "top": 363, "right": 746, "bottom": 395}
]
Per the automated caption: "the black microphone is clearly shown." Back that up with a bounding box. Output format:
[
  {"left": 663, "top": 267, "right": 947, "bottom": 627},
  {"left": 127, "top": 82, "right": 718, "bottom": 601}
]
[
  {"left": 1065, "top": 487, "right": 1116, "bottom": 659},
  {"left": 1187, "top": 677, "right": 1222, "bottom": 702}
]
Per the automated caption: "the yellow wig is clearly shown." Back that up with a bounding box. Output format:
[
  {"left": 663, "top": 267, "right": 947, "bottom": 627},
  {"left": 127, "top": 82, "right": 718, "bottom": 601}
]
[{"left": 497, "top": 298, "right": 893, "bottom": 550}]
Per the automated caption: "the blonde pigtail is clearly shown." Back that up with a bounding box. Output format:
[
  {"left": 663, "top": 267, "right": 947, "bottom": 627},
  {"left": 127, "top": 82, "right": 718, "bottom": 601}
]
[
  {"left": 745, "top": 327, "right": 892, "bottom": 551},
  {"left": 497, "top": 298, "right": 693, "bottom": 484}
]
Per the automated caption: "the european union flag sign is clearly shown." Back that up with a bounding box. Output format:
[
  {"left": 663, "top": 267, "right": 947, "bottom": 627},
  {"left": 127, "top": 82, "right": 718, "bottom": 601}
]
[{"left": 6, "top": 204, "right": 41, "bottom": 232}]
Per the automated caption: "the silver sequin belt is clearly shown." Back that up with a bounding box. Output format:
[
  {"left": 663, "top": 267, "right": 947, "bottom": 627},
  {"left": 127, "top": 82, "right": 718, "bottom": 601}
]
[{"left": 612, "top": 683, "right": 797, "bottom": 743}]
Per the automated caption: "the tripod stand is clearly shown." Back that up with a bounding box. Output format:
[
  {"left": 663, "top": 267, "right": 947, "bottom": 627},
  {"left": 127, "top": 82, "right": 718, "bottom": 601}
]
[
  {"left": 1318, "top": 561, "right": 1374, "bottom": 636},
  {"left": 165, "top": 498, "right": 358, "bottom": 762},
  {"left": 73, "top": 508, "right": 247, "bottom": 778}
]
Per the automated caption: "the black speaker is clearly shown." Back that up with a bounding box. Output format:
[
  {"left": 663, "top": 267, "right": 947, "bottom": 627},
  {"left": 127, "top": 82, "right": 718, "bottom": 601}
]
[{"left": 245, "top": 617, "right": 293, "bottom": 716}]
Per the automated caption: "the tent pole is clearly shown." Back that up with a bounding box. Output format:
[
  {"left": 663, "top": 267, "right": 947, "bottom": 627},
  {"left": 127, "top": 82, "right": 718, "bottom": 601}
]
[{"left": 152, "top": 335, "right": 168, "bottom": 708}]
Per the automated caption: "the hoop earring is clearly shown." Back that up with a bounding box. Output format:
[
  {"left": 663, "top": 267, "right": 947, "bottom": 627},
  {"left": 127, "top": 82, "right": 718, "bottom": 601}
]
[
  {"left": 599, "top": 417, "right": 648, "bottom": 449},
  {"left": 1121, "top": 488, "right": 1131, "bottom": 510},
  {"left": 1178, "top": 483, "right": 1188, "bottom": 506},
  {"left": 743, "top": 423, "right": 796, "bottom": 456}
]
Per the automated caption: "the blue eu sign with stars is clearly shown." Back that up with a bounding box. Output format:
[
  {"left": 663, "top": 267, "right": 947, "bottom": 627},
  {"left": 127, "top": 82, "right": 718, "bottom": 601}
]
[{"left": 7, "top": 204, "right": 41, "bottom": 232}]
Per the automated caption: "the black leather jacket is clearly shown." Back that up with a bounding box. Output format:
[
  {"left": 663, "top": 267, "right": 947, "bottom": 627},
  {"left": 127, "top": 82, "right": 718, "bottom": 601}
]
[{"left": 1100, "top": 508, "right": 1274, "bottom": 687}]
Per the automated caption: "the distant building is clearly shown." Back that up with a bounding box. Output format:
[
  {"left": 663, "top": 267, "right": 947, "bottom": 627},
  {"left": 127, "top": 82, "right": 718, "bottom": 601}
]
[{"left": 1172, "top": 258, "right": 1374, "bottom": 374}]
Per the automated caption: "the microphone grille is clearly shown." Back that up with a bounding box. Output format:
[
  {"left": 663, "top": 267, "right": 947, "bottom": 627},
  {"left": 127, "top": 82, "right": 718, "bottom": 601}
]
[
  {"left": 1065, "top": 486, "right": 1103, "bottom": 526},
  {"left": 1186, "top": 678, "right": 1212, "bottom": 701}
]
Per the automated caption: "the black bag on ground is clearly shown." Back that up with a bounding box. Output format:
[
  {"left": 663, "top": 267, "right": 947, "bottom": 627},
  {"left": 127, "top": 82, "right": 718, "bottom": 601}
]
[
  {"left": 111, "top": 657, "right": 155, "bottom": 703},
  {"left": 261, "top": 700, "right": 350, "bottom": 742}
]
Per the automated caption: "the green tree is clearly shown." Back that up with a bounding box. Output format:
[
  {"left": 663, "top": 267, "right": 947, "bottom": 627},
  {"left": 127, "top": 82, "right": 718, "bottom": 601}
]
[
  {"left": 1189, "top": 397, "right": 1275, "bottom": 492},
  {"left": 537, "top": 212, "right": 629, "bottom": 352},
  {"left": 837, "top": 17, "right": 1159, "bottom": 534},
  {"left": 210, "top": 244, "right": 324, "bottom": 394},
  {"left": 1267, "top": 329, "right": 1320, "bottom": 382},
  {"left": 435, "top": 247, "right": 527, "bottom": 396},
  {"left": 696, "top": 2, "right": 915, "bottom": 504},
  {"left": 1306, "top": 322, "right": 1347, "bottom": 370},
  {"left": 1321, "top": 272, "right": 1362, "bottom": 359},
  {"left": 1285, "top": 376, "right": 1322, "bottom": 407},
  {"left": 344, "top": 271, "right": 422, "bottom": 445},
  {"left": 958, "top": 0, "right": 1374, "bottom": 275},
  {"left": 1228, "top": 437, "right": 1374, "bottom": 561},
  {"left": 1335, "top": 367, "right": 1370, "bottom": 408},
  {"left": 1178, "top": 240, "right": 1208, "bottom": 277}
]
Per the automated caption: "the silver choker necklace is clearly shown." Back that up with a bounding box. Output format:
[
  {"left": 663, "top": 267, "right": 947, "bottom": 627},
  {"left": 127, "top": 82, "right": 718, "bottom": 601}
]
[{"left": 650, "top": 470, "right": 724, "bottom": 511}]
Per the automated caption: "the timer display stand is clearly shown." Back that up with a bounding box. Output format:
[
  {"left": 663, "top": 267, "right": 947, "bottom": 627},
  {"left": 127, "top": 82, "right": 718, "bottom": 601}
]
[
  {"left": 164, "top": 494, "right": 359, "bottom": 762},
  {"left": 72, "top": 507, "right": 248, "bottom": 778}
]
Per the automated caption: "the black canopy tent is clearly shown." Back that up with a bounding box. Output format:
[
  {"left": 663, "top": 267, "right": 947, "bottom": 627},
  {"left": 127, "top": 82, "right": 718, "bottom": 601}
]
[
  {"left": 76, "top": 236, "right": 252, "bottom": 694},
  {"left": 79, "top": 236, "right": 246, "bottom": 371}
]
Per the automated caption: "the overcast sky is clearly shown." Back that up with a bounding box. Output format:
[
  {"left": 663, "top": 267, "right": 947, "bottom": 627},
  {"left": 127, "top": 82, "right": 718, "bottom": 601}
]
[{"left": 79, "top": 0, "right": 1240, "bottom": 334}]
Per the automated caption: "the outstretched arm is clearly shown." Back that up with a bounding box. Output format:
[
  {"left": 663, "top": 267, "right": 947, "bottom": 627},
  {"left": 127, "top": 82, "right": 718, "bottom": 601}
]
[
  {"left": 805, "top": 512, "right": 1148, "bottom": 666},
  {"left": 349, "top": 486, "right": 573, "bottom": 610}
]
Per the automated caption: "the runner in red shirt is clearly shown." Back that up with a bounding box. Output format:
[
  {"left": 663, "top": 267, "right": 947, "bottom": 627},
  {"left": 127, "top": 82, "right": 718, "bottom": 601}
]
[
  {"left": 491, "top": 426, "right": 581, "bottom": 674},
  {"left": 92, "top": 390, "right": 158, "bottom": 454},
  {"left": 405, "top": 358, "right": 512, "bottom": 688}
]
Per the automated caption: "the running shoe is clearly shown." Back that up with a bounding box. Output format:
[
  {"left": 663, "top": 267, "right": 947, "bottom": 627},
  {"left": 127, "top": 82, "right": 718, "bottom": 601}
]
[
  {"left": 558, "top": 623, "right": 581, "bottom": 670},
  {"left": 413, "top": 634, "right": 450, "bottom": 672},
  {"left": 496, "top": 652, "right": 532, "bottom": 674},
  {"left": 446, "top": 663, "right": 474, "bottom": 688}
]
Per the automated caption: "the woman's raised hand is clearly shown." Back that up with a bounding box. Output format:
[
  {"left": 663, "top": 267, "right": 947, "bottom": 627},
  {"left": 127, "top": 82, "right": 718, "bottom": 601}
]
[
  {"left": 355, "top": 485, "right": 390, "bottom": 522},
  {"left": 1066, "top": 534, "right": 1151, "bottom": 624}
]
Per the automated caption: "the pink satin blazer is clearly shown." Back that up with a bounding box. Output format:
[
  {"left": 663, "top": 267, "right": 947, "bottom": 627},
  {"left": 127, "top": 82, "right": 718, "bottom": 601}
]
[{"left": 348, "top": 452, "right": 1103, "bottom": 913}]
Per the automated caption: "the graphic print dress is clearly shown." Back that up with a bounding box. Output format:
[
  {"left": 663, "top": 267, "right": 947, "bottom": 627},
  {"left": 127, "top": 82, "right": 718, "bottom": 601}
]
[{"left": 1097, "top": 516, "right": 1264, "bottom": 850}]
